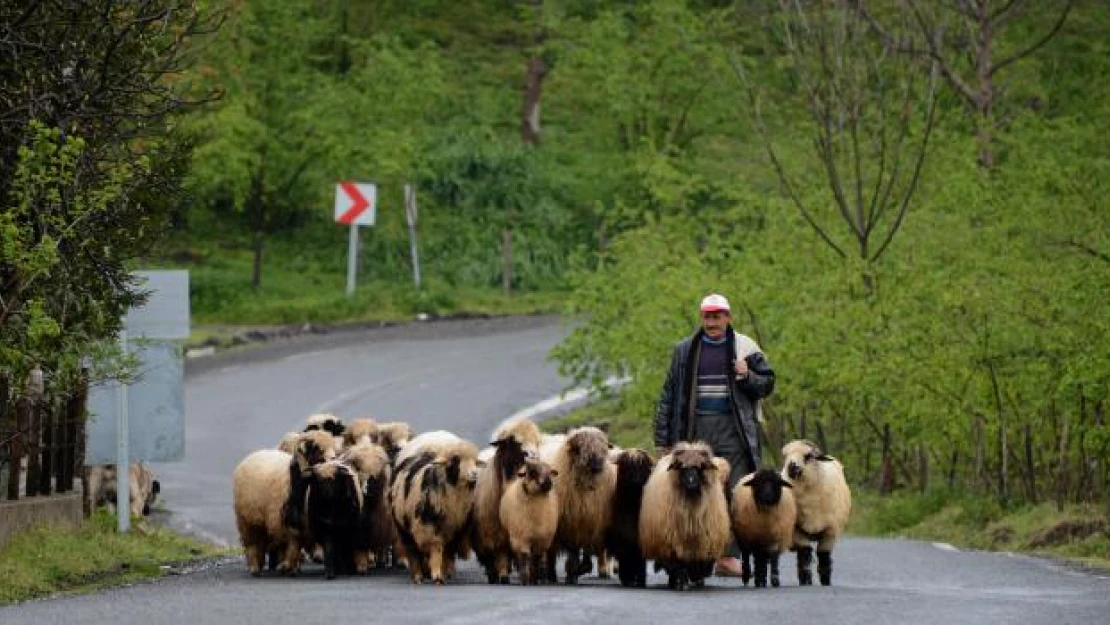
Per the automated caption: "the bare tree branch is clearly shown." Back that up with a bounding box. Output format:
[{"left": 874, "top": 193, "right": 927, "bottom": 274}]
[{"left": 990, "top": 1, "right": 1072, "bottom": 78}]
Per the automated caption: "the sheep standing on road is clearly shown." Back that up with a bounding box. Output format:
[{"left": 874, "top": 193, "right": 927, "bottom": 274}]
[
  {"left": 730, "top": 468, "right": 796, "bottom": 588},
  {"left": 340, "top": 441, "right": 394, "bottom": 573},
  {"left": 472, "top": 416, "right": 543, "bottom": 584},
  {"left": 639, "top": 442, "right": 731, "bottom": 590},
  {"left": 499, "top": 456, "right": 559, "bottom": 586},
  {"left": 605, "top": 448, "right": 655, "bottom": 588},
  {"left": 548, "top": 426, "right": 617, "bottom": 584},
  {"left": 390, "top": 431, "right": 481, "bottom": 585},
  {"left": 233, "top": 449, "right": 304, "bottom": 576},
  {"left": 305, "top": 459, "right": 363, "bottom": 580},
  {"left": 781, "top": 440, "right": 851, "bottom": 586}
]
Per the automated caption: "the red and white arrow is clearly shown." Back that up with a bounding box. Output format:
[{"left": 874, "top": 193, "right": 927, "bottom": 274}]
[{"left": 334, "top": 182, "right": 376, "bottom": 226}]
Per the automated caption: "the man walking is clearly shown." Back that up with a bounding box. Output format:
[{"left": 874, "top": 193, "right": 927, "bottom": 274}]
[{"left": 654, "top": 293, "right": 776, "bottom": 577}]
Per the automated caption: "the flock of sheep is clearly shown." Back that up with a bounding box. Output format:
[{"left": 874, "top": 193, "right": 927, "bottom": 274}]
[{"left": 231, "top": 412, "right": 851, "bottom": 590}]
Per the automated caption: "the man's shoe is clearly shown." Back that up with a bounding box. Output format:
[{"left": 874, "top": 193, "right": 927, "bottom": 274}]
[{"left": 714, "top": 556, "right": 744, "bottom": 578}]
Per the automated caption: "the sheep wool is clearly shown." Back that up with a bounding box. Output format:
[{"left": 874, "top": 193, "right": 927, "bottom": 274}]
[
  {"left": 340, "top": 441, "right": 395, "bottom": 573},
  {"left": 549, "top": 426, "right": 617, "bottom": 584},
  {"left": 233, "top": 449, "right": 303, "bottom": 576},
  {"left": 390, "top": 431, "right": 481, "bottom": 585},
  {"left": 730, "top": 468, "right": 797, "bottom": 588},
  {"left": 499, "top": 457, "right": 559, "bottom": 586},
  {"left": 781, "top": 440, "right": 852, "bottom": 587},
  {"left": 343, "top": 418, "right": 380, "bottom": 448},
  {"left": 639, "top": 442, "right": 731, "bottom": 590},
  {"left": 473, "top": 416, "right": 543, "bottom": 584}
]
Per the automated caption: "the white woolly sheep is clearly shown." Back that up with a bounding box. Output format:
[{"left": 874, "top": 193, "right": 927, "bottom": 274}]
[
  {"left": 472, "top": 416, "right": 543, "bottom": 584},
  {"left": 87, "top": 463, "right": 161, "bottom": 518},
  {"left": 340, "top": 441, "right": 394, "bottom": 573},
  {"left": 232, "top": 449, "right": 304, "bottom": 576},
  {"left": 730, "top": 468, "right": 797, "bottom": 588},
  {"left": 343, "top": 417, "right": 379, "bottom": 448},
  {"left": 781, "top": 439, "right": 852, "bottom": 586},
  {"left": 499, "top": 456, "right": 559, "bottom": 586},
  {"left": 547, "top": 426, "right": 617, "bottom": 584},
  {"left": 537, "top": 432, "right": 566, "bottom": 465},
  {"left": 605, "top": 448, "right": 655, "bottom": 588},
  {"left": 390, "top": 430, "right": 481, "bottom": 585},
  {"left": 639, "top": 441, "right": 732, "bottom": 590}
]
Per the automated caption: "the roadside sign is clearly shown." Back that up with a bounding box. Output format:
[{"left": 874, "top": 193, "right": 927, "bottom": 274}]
[{"left": 335, "top": 181, "right": 376, "bottom": 226}]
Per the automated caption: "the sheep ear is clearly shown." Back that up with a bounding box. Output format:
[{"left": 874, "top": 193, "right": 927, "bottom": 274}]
[
  {"left": 739, "top": 474, "right": 755, "bottom": 487},
  {"left": 815, "top": 454, "right": 833, "bottom": 462},
  {"left": 777, "top": 475, "right": 794, "bottom": 488}
]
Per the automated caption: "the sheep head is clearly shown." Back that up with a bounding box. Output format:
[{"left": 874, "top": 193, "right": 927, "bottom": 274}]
[
  {"left": 566, "top": 426, "right": 611, "bottom": 476},
  {"left": 433, "top": 444, "right": 481, "bottom": 490},
  {"left": 517, "top": 457, "right": 558, "bottom": 495},
  {"left": 667, "top": 442, "right": 717, "bottom": 498},
  {"left": 740, "top": 468, "right": 793, "bottom": 508},
  {"left": 615, "top": 449, "right": 655, "bottom": 489},
  {"left": 781, "top": 439, "right": 834, "bottom": 481},
  {"left": 309, "top": 461, "right": 362, "bottom": 524},
  {"left": 296, "top": 430, "right": 338, "bottom": 476},
  {"left": 304, "top": 413, "right": 346, "bottom": 438},
  {"left": 378, "top": 422, "right": 413, "bottom": 461}
]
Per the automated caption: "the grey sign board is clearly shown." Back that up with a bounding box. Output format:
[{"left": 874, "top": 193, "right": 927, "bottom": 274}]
[
  {"left": 126, "top": 270, "right": 190, "bottom": 340},
  {"left": 85, "top": 341, "right": 185, "bottom": 464}
]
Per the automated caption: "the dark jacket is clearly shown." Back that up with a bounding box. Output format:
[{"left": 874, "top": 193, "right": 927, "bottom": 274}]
[{"left": 654, "top": 326, "right": 775, "bottom": 466}]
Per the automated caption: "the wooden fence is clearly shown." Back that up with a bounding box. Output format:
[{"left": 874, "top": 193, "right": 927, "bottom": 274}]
[{"left": 0, "top": 372, "right": 87, "bottom": 505}]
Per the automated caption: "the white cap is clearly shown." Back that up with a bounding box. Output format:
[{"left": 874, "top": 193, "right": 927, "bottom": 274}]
[{"left": 700, "top": 293, "right": 730, "bottom": 313}]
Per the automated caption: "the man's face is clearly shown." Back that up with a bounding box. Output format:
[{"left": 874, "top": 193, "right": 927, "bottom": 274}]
[{"left": 701, "top": 310, "right": 729, "bottom": 339}]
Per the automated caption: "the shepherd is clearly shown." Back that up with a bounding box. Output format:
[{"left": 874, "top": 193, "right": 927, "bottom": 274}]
[{"left": 654, "top": 292, "right": 776, "bottom": 578}]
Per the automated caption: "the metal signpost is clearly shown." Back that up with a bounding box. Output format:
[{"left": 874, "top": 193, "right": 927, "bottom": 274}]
[
  {"left": 334, "top": 181, "right": 377, "bottom": 296},
  {"left": 86, "top": 270, "right": 189, "bottom": 533},
  {"left": 405, "top": 184, "right": 421, "bottom": 290}
]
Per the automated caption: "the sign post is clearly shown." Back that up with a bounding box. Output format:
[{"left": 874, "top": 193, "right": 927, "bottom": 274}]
[
  {"left": 99, "top": 270, "right": 189, "bottom": 533},
  {"left": 335, "top": 181, "right": 377, "bottom": 297},
  {"left": 405, "top": 184, "right": 421, "bottom": 290}
]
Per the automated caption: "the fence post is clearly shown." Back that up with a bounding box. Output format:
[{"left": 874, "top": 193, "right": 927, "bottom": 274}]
[
  {"left": 9, "top": 396, "right": 30, "bottom": 500},
  {"left": 0, "top": 374, "right": 8, "bottom": 498},
  {"left": 39, "top": 400, "right": 55, "bottom": 495}
]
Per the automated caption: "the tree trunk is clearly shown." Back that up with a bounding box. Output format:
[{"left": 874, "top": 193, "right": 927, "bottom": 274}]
[
  {"left": 502, "top": 228, "right": 513, "bottom": 297},
  {"left": 879, "top": 423, "right": 894, "bottom": 495},
  {"left": 1024, "top": 424, "right": 1036, "bottom": 503},
  {"left": 520, "top": 0, "right": 548, "bottom": 145},
  {"left": 917, "top": 445, "right": 928, "bottom": 492},
  {"left": 252, "top": 230, "right": 264, "bottom": 289},
  {"left": 975, "top": 2, "right": 995, "bottom": 168}
]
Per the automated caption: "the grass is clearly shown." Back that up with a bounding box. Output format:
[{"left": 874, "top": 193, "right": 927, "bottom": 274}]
[
  {"left": 546, "top": 399, "right": 1110, "bottom": 572},
  {"left": 0, "top": 511, "right": 227, "bottom": 605},
  {"left": 144, "top": 231, "right": 567, "bottom": 329}
]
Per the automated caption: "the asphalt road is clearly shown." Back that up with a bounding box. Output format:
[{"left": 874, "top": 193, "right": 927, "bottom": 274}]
[{"left": 2, "top": 315, "right": 1108, "bottom": 624}]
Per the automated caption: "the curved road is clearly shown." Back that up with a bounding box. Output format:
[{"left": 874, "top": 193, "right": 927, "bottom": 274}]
[{"left": 2, "top": 316, "right": 1108, "bottom": 624}]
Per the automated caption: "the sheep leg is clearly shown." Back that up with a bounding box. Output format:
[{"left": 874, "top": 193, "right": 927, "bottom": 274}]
[
  {"left": 428, "top": 544, "right": 446, "bottom": 585},
  {"left": 323, "top": 538, "right": 337, "bottom": 580},
  {"left": 564, "top": 549, "right": 580, "bottom": 585},
  {"left": 770, "top": 552, "right": 781, "bottom": 588},
  {"left": 796, "top": 545, "right": 814, "bottom": 586},
  {"left": 597, "top": 549, "right": 611, "bottom": 579},
  {"left": 495, "top": 553, "right": 511, "bottom": 584},
  {"left": 542, "top": 544, "right": 558, "bottom": 584},
  {"left": 266, "top": 549, "right": 279, "bottom": 572},
  {"left": 354, "top": 550, "right": 371, "bottom": 575},
  {"left": 817, "top": 551, "right": 833, "bottom": 586},
  {"left": 740, "top": 548, "right": 752, "bottom": 586},
  {"left": 245, "top": 543, "right": 265, "bottom": 577},
  {"left": 753, "top": 552, "right": 768, "bottom": 588},
  {"left": 279, "top": 539, "right": 302, "bottom": 576}
]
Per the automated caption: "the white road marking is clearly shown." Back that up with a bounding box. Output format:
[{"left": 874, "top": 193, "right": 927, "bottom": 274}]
[
  {"left": 280, "top": 350, "right": 326, "bottom": 363},
  {"left": 504, "top": 375, "right": 631, "bottom": 422},
  {"left": 933, "top": 542, "right": 960, "bottom": 552}
]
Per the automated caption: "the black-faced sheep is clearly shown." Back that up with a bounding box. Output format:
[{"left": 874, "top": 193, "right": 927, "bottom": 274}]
[
  {"left": 499, "top": 456, "right": 559, "bottom": 586},
  {"left": 340, "top": 441, "right": 394, "bottom": 573},
  {"left": 305, "top": 459, "right": 364, "bottom": 580},
  {"left": 86, "top": 463, "right": 161, "bottom": 518},
  {"left": 781, "top": 440, "right": 851, "bottom": 586},
  {"left": 639, "top": 442, "right": 732, "bottom": 590},
  {"left": 548, "top": 426, "right": 617, "bottom": 585},
  {"left": 605, "top": 448, "right": 655, "bottom": 588},
  {"left": 730, "top": 468, "right": 797, "bottom": 588},
  {"left": 286, "top": 430, "right": 339, "bottom": 566},
  {"left": 473, "top": 416, "right": 542, "bottom": 584},
  {"left": 233, "top": 449, "right": 304, "bottom": 576},
  {"left": 343, "top": 417, "right": 379, "bottom": 448},
  {"left": 390, "top": 431, "right": 481, "bottom": 585}
]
